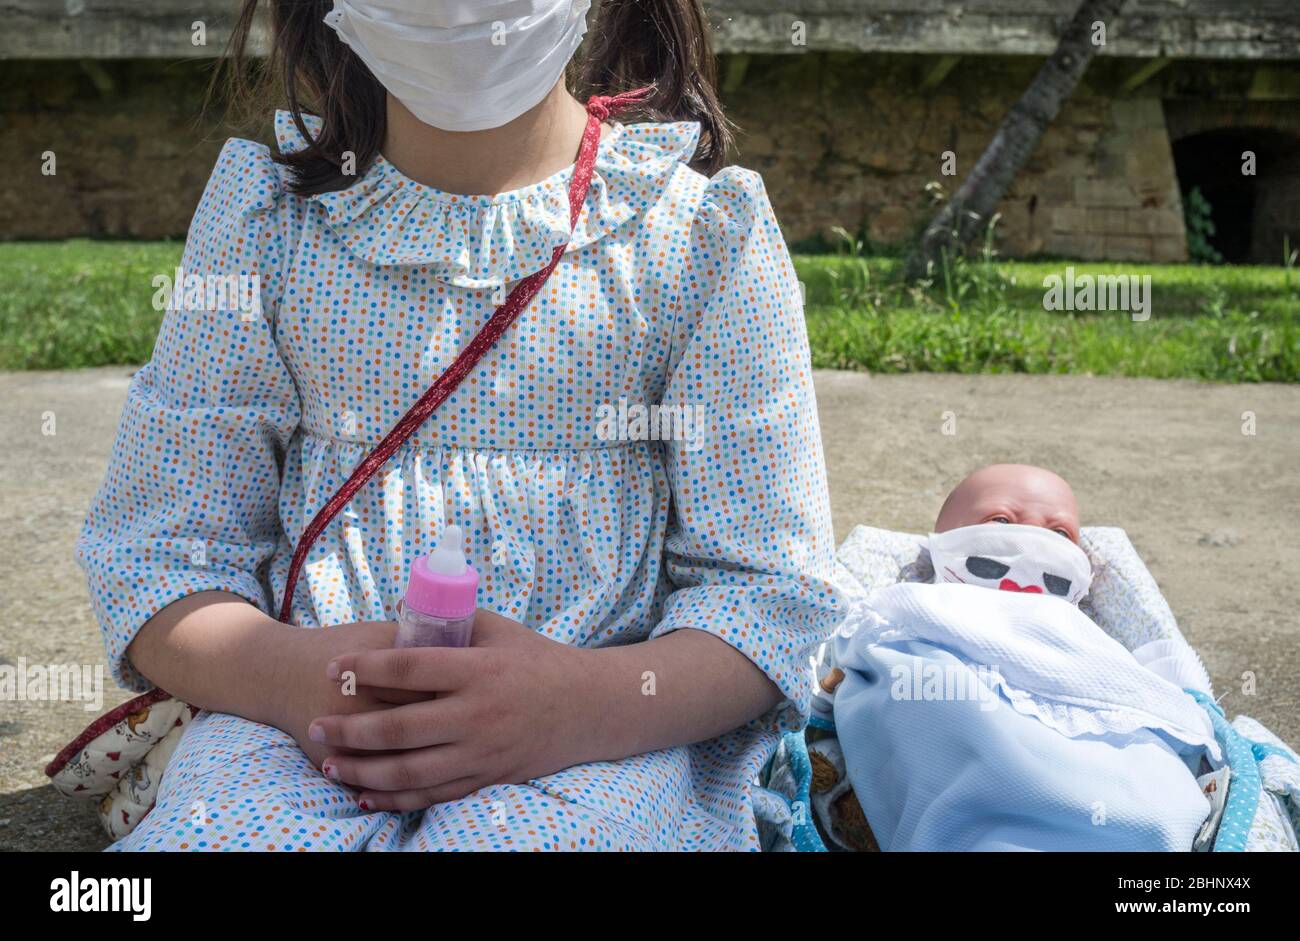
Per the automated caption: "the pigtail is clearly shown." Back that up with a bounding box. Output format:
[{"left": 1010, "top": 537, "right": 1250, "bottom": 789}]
[
  {"left": 578, "top": 0, "right": 733, "bottom": 175},
  {"left": 212, "top": 0, "right": 387, "bottom": 196}
]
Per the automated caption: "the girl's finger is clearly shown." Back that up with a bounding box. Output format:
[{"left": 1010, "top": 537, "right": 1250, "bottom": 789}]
[
  {"left": 310, "top": 697, "right": 464, "bottom": 751},
  {"left": 326, "top": 646, "right": 478, "bottom": 692},
  {"left": 356, "top": 778, "right": 483, "bottom": 813},
  {"left": 323, "top": 744, "right": 468, "bottom": 794}
]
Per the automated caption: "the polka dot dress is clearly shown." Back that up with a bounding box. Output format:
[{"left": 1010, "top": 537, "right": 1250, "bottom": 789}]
[{"left": 77, "top": 111, "right": 842, "bottom": 851}]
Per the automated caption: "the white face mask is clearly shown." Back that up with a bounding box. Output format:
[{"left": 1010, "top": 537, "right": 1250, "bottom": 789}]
[
  {"left": 324, "top": 0, "right": 592, "bottom": 132},
  {"left": 927, "top": 523, "right": 1093, "bottom": 605}
]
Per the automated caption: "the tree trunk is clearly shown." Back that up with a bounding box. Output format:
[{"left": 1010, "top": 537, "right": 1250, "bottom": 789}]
[{"left": 904, "top": 0, "right": 1130, "bottom": 281}]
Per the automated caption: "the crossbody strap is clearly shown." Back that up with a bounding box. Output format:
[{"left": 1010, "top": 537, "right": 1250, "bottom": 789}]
[{"left": 278, "top": 88, "right": 650, "bottom": 623}]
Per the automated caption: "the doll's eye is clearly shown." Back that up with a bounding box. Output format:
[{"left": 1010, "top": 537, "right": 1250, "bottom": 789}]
[
  {"left": 1053, "top": 528, "right": 1071, "bottom": 539},
  {"left": 990, "top": 516, "right": 1011, "bottom": 524},
  {"left": 966, "top": 556, "right": 1010, "bottom": 579},
  {"left": 1043, "top": 573, "right": 1071, "bottom": 596}
]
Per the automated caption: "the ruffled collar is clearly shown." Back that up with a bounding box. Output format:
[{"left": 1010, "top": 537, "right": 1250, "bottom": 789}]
[{"left": 274, "top": 110, "right": 699, "bottom": 287}]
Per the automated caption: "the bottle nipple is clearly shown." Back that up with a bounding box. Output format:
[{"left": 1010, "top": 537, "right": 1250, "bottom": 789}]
[{"left": 425, "top": 524, "right": 467, "bottom": 576}]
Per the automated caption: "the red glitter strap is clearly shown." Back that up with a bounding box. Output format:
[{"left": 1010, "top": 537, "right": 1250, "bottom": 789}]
[{"left": 277, "top": 89, "right": 651, "bottom": 623}]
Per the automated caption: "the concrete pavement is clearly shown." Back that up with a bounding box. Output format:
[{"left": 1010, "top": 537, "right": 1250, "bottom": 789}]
[{"left": 1, "top": 367, "right": 1297, "bottom": 851}]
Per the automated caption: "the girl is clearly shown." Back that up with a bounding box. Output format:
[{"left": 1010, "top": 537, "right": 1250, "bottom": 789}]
[{"left": 77, "top": 0, "right": 840, "bottom": 851}]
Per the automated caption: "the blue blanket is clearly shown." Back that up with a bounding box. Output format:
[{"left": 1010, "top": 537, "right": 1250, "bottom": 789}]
[{"left": 834, "top": 584, "right": 1218, "bottom": 851}]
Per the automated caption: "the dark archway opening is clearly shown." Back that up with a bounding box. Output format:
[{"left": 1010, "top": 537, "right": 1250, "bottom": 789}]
[{"left": 1171, "top": 128, "right": 1300, "bottom": 265}]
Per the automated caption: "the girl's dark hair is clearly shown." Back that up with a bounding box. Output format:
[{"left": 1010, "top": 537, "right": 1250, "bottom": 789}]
[{"left": 215, "top": 0, "right": 732, "bottom": 196}]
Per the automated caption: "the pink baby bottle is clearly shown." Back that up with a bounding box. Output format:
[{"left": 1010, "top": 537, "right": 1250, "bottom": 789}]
[{"left": 395, "top": 525, "right": 478, "bottom": 648}]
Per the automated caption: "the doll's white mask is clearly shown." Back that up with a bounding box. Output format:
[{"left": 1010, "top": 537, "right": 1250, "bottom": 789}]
[
  {"left": 324, "top": 0, "right": 591, "bottom": 132},
  {"left": 927, "top": 523, "right": 1093, "bottom": 605}
]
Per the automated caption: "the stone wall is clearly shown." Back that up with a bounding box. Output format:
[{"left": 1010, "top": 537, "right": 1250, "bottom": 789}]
[
  {"left": 1, "top": 53, "right": 1296, "bottom": 263},
  {"left": 720, "top": 53, "right": 1189, "bottom": 260},
  {"left": 0, "top": 59, "right": 231, "bottom": 239}
]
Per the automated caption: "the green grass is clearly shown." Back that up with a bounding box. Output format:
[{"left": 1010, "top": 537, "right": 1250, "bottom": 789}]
[
  {"left": 0, "top": 240, "right": 185, "bottom": 370},
  {"left": 1, "top": 240, "right": 1297, "bottom": 382},
  {"left": 797, "top": 251, "right": 1298, "bottom": 383}
]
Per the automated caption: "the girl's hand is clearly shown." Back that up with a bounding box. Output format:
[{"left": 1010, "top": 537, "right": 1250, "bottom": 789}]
[
  {"left": 308, "top": 610, "right": 592, "bottom": 810},
  {"left": 270, "top": 619, "right": 429, "bottom": 770}
]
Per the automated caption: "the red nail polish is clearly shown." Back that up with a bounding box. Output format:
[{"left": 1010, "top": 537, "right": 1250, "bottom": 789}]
[{"left": 359, "top": 799, "right": 370, "bottom": 811}]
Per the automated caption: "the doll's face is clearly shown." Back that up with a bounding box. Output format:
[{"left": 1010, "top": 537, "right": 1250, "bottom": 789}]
[
  {"left": 935, "top": 464, "right": 1080, "bottom": 544},
  {"left": 930, "top": 464, "right": 1090, "bottom": 604}
]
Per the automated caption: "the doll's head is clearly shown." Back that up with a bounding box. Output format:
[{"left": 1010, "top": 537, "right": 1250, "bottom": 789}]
[
  {"left": 929, "top": 464, "right": 1091, "bottom": 604},
  {"left": 935, "top": 463, "right": 1079, "bottom": 542}
]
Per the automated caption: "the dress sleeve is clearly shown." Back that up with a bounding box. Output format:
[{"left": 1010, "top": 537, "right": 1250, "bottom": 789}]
[
  {"left": 76, "top": 139, "right": 304, "bottom": 690},
  {"left": 651, "top": 167, "right": 843, "bottom": 731}
]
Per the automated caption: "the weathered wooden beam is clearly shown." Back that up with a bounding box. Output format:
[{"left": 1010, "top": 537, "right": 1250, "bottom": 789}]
[
  {"left": 705, "top": 1, "right": 1300, "bottom": 60},
  {"left": 0, "top": 1, "right": 1297, "bottom": 61},
  {"left": 920, "top": 54, "right": 962, "bottom": 89},
  {"left": 0, "top": 1, "right": 267, "bottom": 59}
]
